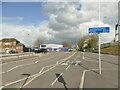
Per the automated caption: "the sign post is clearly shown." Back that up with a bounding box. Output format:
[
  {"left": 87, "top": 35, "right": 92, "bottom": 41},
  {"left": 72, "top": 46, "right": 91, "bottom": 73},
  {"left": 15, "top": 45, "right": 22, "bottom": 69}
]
[
  {"left": 98, "top": 33, "right": 101, "bottom": 74},
  {"left": 89, "top": 27, "right": 110, "bottom": 75}
]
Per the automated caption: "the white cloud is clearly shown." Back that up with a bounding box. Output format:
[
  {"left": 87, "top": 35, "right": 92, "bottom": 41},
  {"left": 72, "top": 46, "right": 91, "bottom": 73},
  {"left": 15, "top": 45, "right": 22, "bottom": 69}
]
[
  {"left": 41, "top": 2, "right": 118, "bottom": 44},
  {"left": 1, "top": 2, "right": 118, "bottom": 46}
]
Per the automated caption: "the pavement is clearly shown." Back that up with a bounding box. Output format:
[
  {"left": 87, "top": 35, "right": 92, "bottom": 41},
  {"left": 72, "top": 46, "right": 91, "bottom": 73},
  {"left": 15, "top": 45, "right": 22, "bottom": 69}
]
[
  {"left": 0, "top": 52, "right": 42, "bottom": 63},
  {"left": 0, "top": 51, "right": 118, "bottom": 90}
]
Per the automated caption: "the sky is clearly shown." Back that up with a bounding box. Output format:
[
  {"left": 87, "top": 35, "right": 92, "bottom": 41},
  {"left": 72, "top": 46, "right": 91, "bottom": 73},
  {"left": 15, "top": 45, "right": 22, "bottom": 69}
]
[{"left": 1, "top": 1, "right": 119, "bottom": 46}]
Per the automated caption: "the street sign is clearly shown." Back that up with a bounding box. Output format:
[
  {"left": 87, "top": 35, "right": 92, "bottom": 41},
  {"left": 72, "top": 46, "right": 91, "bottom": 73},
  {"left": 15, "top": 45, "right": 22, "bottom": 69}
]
[
  {"left": 88, "top": 27, "right": 110, "bottom": 75},
  {"left": 89, "top": 27, "right": 110, "bottom": 33}
]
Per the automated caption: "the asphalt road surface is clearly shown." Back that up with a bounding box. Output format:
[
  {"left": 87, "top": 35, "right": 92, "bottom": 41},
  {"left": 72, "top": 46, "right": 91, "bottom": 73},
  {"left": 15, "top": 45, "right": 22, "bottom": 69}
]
[{"left": 0, "top": 51, "right": 118, "bottom": 90}]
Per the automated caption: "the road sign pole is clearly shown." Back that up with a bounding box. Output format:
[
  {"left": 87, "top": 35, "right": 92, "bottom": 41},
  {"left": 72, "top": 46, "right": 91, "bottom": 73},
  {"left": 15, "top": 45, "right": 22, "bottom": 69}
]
[
  {"left": 98, "top": 33, "right": 102, "bottom": 74},
  {"left": 88, "top": 26, "right": 110, "bottom": 75}
]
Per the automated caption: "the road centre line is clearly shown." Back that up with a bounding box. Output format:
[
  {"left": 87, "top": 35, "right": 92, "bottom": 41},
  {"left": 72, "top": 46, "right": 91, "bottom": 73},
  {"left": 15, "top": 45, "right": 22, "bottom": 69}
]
[
  {"left": 79, "top": 68, "right": 118, "bottom": 89},
  {"left": 51, "top": 73, "right": 63, "bottom": 86},
  {"left": 1, "top": 52, "right": 76, "bottom": 89}
]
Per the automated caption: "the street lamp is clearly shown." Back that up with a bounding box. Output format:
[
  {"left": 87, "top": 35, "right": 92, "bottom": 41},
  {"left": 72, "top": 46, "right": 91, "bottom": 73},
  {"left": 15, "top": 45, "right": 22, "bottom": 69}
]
[{"left": 27, "top": 34, "right": 31, "bottom": 55}]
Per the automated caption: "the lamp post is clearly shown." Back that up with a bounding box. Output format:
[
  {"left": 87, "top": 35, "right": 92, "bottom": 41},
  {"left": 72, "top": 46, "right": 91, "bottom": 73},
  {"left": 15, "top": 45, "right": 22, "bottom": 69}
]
[{"left": 27, "top": 34, "right": 31, "bottom": 55}]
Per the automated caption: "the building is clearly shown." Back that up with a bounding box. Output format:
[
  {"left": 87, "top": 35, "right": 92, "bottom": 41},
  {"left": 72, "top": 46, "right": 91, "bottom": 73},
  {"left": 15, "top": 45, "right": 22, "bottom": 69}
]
[
  {"left": 40, "top": 44, "right": 63, "bottom": 51},
  {"left": 0, "top": 38, "right": 26, "bottom": 53}
]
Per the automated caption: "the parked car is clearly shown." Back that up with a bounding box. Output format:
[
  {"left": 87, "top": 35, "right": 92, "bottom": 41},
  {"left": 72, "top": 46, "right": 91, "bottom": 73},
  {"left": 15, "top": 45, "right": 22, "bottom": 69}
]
[
  {"left": 68, "top": 49, "right": 73, "bottom": 52},
  {"left": 39, "top": 48, "right": 48, "bottom": 53},
  {"left": 9, "top": 50, "right": 16, "bottom": 54},
  {"left": 34, "top": 48, "right": 39, "bottom": 53}
]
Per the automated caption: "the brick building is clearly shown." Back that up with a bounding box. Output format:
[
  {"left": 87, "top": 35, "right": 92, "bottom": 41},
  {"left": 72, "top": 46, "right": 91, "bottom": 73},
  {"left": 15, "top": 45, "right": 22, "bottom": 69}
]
[{"left": 0, "top": 38, "right": 26, "bottom": 53}]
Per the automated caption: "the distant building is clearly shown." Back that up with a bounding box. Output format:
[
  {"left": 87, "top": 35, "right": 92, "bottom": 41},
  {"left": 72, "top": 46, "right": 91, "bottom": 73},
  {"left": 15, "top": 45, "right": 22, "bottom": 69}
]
[
  {"left": 0, "top": 38, "right": 26, "bottom": 53},
  {"left": 39, "top": 44, "right": 63, "bottom": 51}
]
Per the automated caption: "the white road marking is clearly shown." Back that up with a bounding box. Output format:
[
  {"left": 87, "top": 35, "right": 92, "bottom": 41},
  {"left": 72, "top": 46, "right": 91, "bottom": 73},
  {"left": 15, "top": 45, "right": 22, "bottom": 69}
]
[
  {"left": 39, "top": 64, "right": 56, "bottom": 74},
  {"left": 6, "top": 66, "right": 18, "bottom": 72},
  {"left": 0, "top": 86, "right": 4, "bottom": 90},
  {"left": 51, "top": 73, "right": 63, "bottom": 86},
  {"left": 1, "top": 52, "right": 76, "bottom": 89},
  {"left": 23, "top": 64, "right": 57, "bottom": 88},
  {"left": 66, "top": 61, "right": 70, "bottom": 63},
  {"left": 61, "top": 63, "right": 68, "bottom": 66},
  {"left": 75, "top": 63, "right": 78, "bottom": 66},
  {"left": 3, "top": 62, "right": 35, "bottom": 74},
  {"left": 1, "top": 54, "right": 61, "bottom": 74},
  {"left": 79, "top": 68, "right": 118, "bottom": 89},
  {"left": 65, "top": 65, "right": 70, "bottom": 70},
  {"left": 35, "top": 61, "right": 38, "bottom": 63},
  {"left": 79, "top": 70, "right": 89, "bottom": 89}
]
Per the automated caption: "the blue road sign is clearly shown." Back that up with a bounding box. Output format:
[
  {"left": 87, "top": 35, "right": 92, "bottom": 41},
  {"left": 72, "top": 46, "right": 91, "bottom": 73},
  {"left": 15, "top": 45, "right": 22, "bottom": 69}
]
[{"left": 89, "top": 27, "right": 110, "bottom": 33}]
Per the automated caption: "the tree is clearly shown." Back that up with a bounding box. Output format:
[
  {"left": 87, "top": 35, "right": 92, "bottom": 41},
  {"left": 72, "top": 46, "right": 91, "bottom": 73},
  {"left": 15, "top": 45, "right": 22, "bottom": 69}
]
[
  {"left": 87, "top": 34, "right": 98, "bottom": 49},
  {"left": 77, "top": 37, "right": 85, "bottom": 50},
  {"left": 77, "top": 34, "right": 98, "bottom": 50},
  {"left": 34, "top": 38, "right": 44, "bottom": 48},
  {"left": 62, "top": 41, "right": 72, "bottom": 48}
]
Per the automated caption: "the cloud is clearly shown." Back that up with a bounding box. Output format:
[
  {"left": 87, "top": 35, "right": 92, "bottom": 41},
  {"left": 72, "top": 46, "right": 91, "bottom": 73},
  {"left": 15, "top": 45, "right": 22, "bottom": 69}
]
[
  {"left": 41, "top": 2, "right": 118, "bottom": 44},
  {"left": 1, "top": 2, "right": 118, "bottom": 46},
  {"left": 1, "top": 23, "right": 40, "bottom": 46},
  {"left": 1, "top": 21, "right": 56, "bottom": 46}
]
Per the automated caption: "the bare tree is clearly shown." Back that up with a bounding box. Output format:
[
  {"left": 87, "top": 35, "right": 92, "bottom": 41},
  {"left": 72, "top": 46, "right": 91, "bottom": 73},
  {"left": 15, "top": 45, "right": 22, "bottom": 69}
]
[
  {"left": 62, "top": 41, "right": 72, "bottom": 48},
  {"left": 34, "top": 38, "right": 44, "bottom": 48}
]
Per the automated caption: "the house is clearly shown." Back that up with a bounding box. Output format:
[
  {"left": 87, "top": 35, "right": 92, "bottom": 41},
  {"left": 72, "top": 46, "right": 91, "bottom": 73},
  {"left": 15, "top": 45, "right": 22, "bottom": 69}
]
[{"left": 0, "top": 38, "right": 26, "bottom": 53}]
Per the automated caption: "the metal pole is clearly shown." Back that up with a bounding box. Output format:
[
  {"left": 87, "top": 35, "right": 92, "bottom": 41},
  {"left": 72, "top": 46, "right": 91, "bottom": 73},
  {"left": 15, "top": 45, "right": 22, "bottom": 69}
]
[
  {"left": 98, "top": 0, "right": 102, "bottom": 75},
  {"left": 98, "top": 33, "right": 101, "bottom": 74}
]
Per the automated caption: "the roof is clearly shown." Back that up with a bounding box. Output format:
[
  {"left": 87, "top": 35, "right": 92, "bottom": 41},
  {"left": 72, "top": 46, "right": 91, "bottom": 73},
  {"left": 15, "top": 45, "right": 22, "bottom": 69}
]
[
  {"left": 17, "top": 43, "right": 25, "bottom": 46},
  {"left": 0, "top": 38, "right": 19, "bottom": 42}
]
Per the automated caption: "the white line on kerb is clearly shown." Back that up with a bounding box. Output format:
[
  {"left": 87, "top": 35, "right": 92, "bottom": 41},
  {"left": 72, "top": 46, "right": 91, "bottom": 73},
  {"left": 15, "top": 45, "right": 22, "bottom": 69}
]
[
  {"left": 51, "top": 73, "right": 63, "bottom": 86},
  {"left": 79, "top": 70, "right": 89, "bottom": 89},
  {"left": 79, "top": 68, "right": 118, "bottom": 89}
]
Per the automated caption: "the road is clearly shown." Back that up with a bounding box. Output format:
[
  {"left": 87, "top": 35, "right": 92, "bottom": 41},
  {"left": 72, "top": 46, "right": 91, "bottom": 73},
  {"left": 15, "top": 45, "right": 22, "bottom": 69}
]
[{"left": 0, "top": 51, "right": 118, "bottom": 90}]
